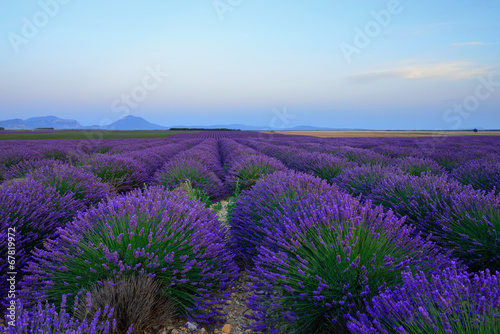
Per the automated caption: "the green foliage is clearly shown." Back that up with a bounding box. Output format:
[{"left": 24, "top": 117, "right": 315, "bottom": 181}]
[
  {"left": 225, "top": 179, "right": 241, "bottom": 223},
  {"left": 211, "top": 202, "right": 223, "bottom": 212},
  {"left": 180, "top": 180, "right": 212, "bottom": 207},
  {"left": 388, "top": 303, "right": 500, "bottom": 334},
  {"left": 263, "top": 225, "right": 420, "bottom": 333},
  {"left": 49, "top": 215, "right": 199, "bottom": 315},
  {"left": 441, "top": 203, "right": 500, "bottom": 272},
  {"left": 235, "top": 164, "right": 277, "bottom": 191}
]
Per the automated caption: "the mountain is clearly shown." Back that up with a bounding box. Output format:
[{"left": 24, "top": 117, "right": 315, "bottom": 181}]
[
  {"left": 0, "top": 115, "right": 371, "bottom": 131},
  {"left": 0, "top": 118, "right": 25, "bottom": 129},
  {"left": 0, "top": 116, "right": 82, "bottom": 129},
  {"left": 0, "top": 115, "right": 167, "bottom": 130},
  {"left": 102, "top": 115, "right": 168, "bottom": 130}
]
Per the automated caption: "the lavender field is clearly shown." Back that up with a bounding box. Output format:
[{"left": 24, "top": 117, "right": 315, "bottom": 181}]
[{"left": 1, "top": 132, "right": 499, "bottom": 334}]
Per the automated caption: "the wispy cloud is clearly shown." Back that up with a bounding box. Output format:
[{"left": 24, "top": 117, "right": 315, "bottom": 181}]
[
  {"left": 450, "top": 41, "right": 494, "bottom": 47},
  {"left": 348, "top": 61, "right": 490, "bottom": 84}
]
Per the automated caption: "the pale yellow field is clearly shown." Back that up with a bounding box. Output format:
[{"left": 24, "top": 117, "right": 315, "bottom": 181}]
[{"left": 261, "top": 131, "right": 500, "bottom": 138}]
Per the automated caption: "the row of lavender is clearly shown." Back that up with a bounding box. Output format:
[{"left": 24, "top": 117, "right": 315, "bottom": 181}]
[
  {"left": 237, "top": 136, "right": 500, "bottom": 192},
  {"left": 235, "top": 137, "right": 500, "bottom": 270},
  {"left": 0, "top": 133, "right": 287, "bottom": 332},
  {"left": 168, "top": 132, "right": 500, "bottom": 332},
  {"left": 224, "top": 134, "right": 500, "bottom": 332},
  {"left": 1, "top": 132, "right": 499, "bottom": 333},
  {"left": 1, "top": 137, "right": 207, "bottom": 314},
  {"left": 6, "top": 169, "right": 498, "bottom": 333},
  {"left": 229, "top": 171, "right": 500, "bottom": 333}
]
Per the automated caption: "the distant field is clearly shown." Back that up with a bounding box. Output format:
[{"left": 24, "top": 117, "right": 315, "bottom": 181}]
[
  {"left": 264, "top": 130, "right": 500, "bottom": 137},
  {"left": 0, "top": 129, "right": 195, "bottom": 140}
]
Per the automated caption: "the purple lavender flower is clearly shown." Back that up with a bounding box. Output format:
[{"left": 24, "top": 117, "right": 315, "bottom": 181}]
[
  {"left": 219, "top": 139, "right": 286, "bottom": 193},
  {"left": 154, "top": 158, "right": 224, "bottom": 201},
  {"left": 369, "top": 173, "right": 464, "bottom": 236},
  {"left": 247, "top": 190, "right": 455, "bottom": 333},
  {"left": 347, "top": 263, "right": 500, "bottom": 334},
  {"left": 0, "top": 179, "right": 79, "bottom": 308},
  {"left": 451, "top": 158, "right": 500, "bottom": 192},
  {"left": 394, "top": 156, "right": 446, "bottom": 177},
  {"left": 437, "top": 190, "right": 500, "bottom": 271},
  {"left": 20, "top": 186, "right": 239, "bottom": 326},
  {"left": 333, "top": 164, "right": 403, "bottom": 198},
  {"left": 84, "top": 154, "right": 148, "bottom": 193},
  {"left": 26, "top": 163, "right": 111, "bottom": 210},
  {"left": 2, "top": 298, "right": 124, "bottom": 334},
  {"left": 229, "top": 170, "right": 336, "bottom": 265},
  {"left": 3, "top": 158, "right": 60, "bottom": 181}
]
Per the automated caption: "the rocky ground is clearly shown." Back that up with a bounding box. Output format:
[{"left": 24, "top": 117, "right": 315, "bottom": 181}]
[{"left": 158, "top": 271, "right": 256, "bottom": 334}]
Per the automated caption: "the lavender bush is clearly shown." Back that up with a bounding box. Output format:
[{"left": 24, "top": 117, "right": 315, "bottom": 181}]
[
  {"left": 333, "top": 165, "right": 403, "bottom": 198},
  {"left": 238, "top": 140, "right": 355, "bottom": 182},
  {"left": 220, "top": 139, "right": 286, "bottom": 194},
  {"left": 229, "top": 170, "right": 335, "bottom": 265},
  {"left": 0, "top": 179, "right": 78, "bottom": 306},
  {"left": 85, "top": 154, "right": 148, "bottom": 193},
  {"left": 27, "top": 163, "right": 111, "bottom": 211},
  {"left": 347, "top": 263, "right": 500, "bottom": 334},
  {"left": 437, "top": 191, "right": 500, "bottom": 272},
  {"left": 369, "top": 174, "right": 463, "bottom": 236},
  {"left": 2, "top": 296, "right": 125, "bottom": 334},
  {"left": 74, "top": 276, "right": 176, "bottom": 333},
  {"left": 225, "top": 154, "right": 286, "bottom": 192},
  {"left": 154, "top": 157, "right": 224, "bottom": 201},
  {"left": 154, "top": 140, "right": 226, "bottom": 200},
  {"left": 428, "top": 149, "right": 471, "bottom": 172},
  {"left": 3, "top": 158, "right": 59, "bottom": 181},
  {"left": 290, "top": 153, "right": 356, "bottom": 182},
  {"left": 335, "top": 147, "right": 392, "bottom": 166},
  {"left": 395, "top": 157, "right": 445, "bottom": 177},
  {"left": 247, "top": 192, "right": 453, "bottom": 333},
  {"left": 370, "top": 172, "right": 500, "bottom": 270},
  {"left": 20, "top": 186, "right": 239, "bottom": 326},
  {"left": 451, "top": 158, "right": 500, "bottom": 192}
]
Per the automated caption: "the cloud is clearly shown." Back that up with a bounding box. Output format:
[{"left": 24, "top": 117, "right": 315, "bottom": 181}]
[
  {"left": 348, "top": 61, "right": 490, "bottom": 84},
  {"left": 450, "top": 41, "right": 494, "bottom": 46}
]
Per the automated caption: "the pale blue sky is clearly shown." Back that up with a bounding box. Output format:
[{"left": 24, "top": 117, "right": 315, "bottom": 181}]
[{"left": 0, "top": 0, "right": 499, "bottom": 129}]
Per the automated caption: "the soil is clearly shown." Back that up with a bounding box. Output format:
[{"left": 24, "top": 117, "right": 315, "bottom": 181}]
[{"left": 156, "top": 271, "right": 256, "bottom": 334}]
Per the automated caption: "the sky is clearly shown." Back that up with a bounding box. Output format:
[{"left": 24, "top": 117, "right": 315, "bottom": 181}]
[{"left": 0, "top": 0, "right": 499, "bottom": 130}]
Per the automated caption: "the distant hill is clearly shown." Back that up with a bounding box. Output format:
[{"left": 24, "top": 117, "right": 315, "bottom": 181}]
[
  {"left": 0, "top": 116, "right": 82, "bottom": 129},
  {"left": 99, "top": 115, "right": 168, "bottom": 130},
  {"left": 0, "top": 115, "right": 404, "bottom": 131},
  {"left": 0, "top": 115, "right": 168, "bottom": 130}
]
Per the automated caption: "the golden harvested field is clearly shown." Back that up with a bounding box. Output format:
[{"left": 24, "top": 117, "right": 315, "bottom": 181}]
[{"left": 262, "top": 131, "right": 500, "bottom": 138}]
